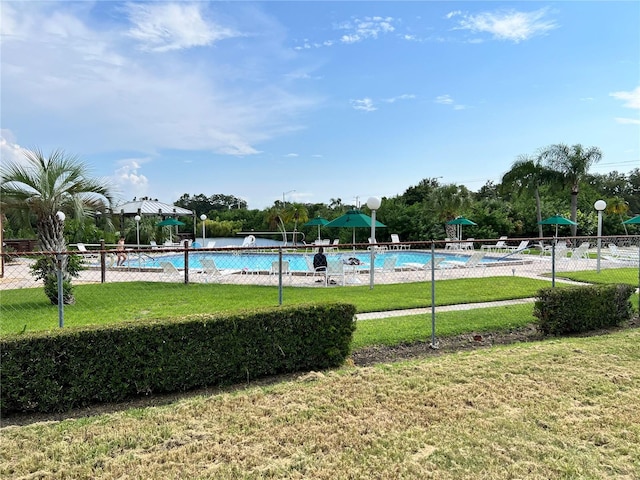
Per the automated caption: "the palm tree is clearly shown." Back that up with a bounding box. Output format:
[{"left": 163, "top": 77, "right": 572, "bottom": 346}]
[
  {"left": 540, "top": 143, "right": 603, "bottom": 236},
  {"left": 429, "top": 184, "right": 472, "bottom": 238},
  {"left": 501, "top": 154, "right": 560, "bottom": 237},
  {"left": 606, "top": 197, "right": 630, "bottom": 235},
  {"left": 1, "top": 149, "right": 113, "bottom": 303},
  {"left": 283, "top": 203, "right": 309, "bottom": 244}
]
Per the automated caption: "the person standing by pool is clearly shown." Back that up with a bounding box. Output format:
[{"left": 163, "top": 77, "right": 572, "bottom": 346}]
[
  {"left": 116, "top": 237, "right": 127, "bottom": 266},
  {"left": 313, "top": 246, "right": 329, "bottom": 283}
]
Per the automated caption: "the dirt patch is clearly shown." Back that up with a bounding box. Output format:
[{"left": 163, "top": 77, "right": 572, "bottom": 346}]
[{"left": 351, "top": 318, "right": 640, "bottom": 367}]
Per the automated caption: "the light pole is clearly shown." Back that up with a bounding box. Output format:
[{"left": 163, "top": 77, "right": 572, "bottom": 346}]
[
  {"left": 594, "top": 200, "right": 606, "bottom": 273},
  {"left": 134, "top": 215, "right": 141, "bottom": 250},
  {"left": 282, "top": 190, "right": 295, "bottom": 204},
  {"left": 56, "top": 211, "right": 66, "bottom": 328},
  {"left": 367, "top": 196, "right": 381, "bottom": 289},
  {"left": 200, "top": 214, "right": 207, "bottom": 244}
]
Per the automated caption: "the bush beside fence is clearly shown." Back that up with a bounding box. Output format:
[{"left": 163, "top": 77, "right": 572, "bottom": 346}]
[
  {"left": 0, "top": 303, "right": 357, "bottom": 415},
  {"left": 533, "top": 283, "right": 635, "bottom": 335}
]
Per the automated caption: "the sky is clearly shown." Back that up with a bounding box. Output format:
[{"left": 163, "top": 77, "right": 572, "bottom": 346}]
[{"left": 1, "top": 1, "right": 639, "bottom": 211}]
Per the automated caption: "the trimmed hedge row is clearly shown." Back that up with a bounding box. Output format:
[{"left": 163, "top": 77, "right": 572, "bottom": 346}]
[
  {"left": 533, "top": 283, "right": 634, "bottom": 336},
  {"left": 1, "top": 303, "right": 357, "bottom": 415}
]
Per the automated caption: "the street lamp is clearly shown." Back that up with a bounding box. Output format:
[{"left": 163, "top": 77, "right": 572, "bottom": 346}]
[
  {"left": 55, "top": 211, "right": 66, "bottom": 327},
  {"left": 594, "top": 200, "right": 606, "bottom": 273},
  {"left": 134, "top": 215, "right": 141, "bottom": 250},
  {"left": 200, "top": 214, "right": 207, "bottom": 244},
  {"left": 367, "top": 196, "right": 381, "bottom": 289},
  {"left": 282, "top": 190, "right": 296, "bottom": 204}
]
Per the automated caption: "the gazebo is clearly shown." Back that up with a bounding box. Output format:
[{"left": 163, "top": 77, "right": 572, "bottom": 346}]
[{"left": 112, "top": 200, "right": 195, "bottom": 239}]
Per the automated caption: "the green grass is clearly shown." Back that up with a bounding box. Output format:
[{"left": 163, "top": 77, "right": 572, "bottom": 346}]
[
  {"left": 555, "top": 267, "right": 638, "bottom": 286},
  {"left": 1, "top": 276, "right": 552, "bottom": 335},
  {"left": 2, "top": 331, "right": 639, "bottom": 478},
  {"left": 352, "top": 303, "right": 536, "bottom": 349}
]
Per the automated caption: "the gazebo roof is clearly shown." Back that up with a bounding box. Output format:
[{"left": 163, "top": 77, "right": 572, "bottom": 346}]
[{"left": 113, "top": 200, "right": 193, "bottom": 216}]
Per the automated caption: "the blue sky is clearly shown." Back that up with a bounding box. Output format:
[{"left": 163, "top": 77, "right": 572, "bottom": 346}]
[{"left": 2, "top": 1, "right": 638, "bottom": 210}]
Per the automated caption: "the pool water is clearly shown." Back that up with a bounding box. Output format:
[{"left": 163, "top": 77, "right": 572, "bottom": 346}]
[{"left": 129, "top": 251, "right": 510, "bottom": 272}]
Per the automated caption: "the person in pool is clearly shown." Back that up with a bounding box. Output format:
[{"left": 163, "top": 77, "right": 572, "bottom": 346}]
[{"left": 116, "top": 237, "right": 127, "bottom": 266}]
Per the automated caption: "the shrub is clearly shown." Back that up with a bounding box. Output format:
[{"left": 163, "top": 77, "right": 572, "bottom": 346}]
[
  {"left": 29, "top": 254, "right": 84, "bottom": 304},
  {"left": 533, "top": 284, "right": 634, "bottom": 336},
  {"left": 1, "top": 303, "right": 356, "bottom": 415}
]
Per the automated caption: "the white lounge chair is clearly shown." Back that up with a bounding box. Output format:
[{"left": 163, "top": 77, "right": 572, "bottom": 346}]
[
  {"left": 375, "top": 256, "right": 397, "bottom": 275},
  {"left": 569, "top": 242, "right": 590, "bottom": 260},
  {"left": 368, "top": 238, "right": 388, "bottom": 252},
  {"left": 269, "top": 260, "right": 291, "bottom": 282},
  {"left": 481, "top": 236, "right": 508, "bottom": 252},
  {"left": 604, "top": 244, "right": 638, "bottom": 264},
  {"left": 390, "top": 234, "right": 410, "bottom": 250},
  {"left": 160, "top": 262, "right": 182, "bottom": 281},
  {"left": 505, "top": 240, "right": 530, "bottom": 254},
  {"left": 76, "top": 243, "right": 99, "bottom": 261},
  {"left": 325, "top": 257, "right": 346, "bottom": 286},
  {"left": 205, "top": 241, "right": 216, "bottom": 249},
  {"left": 199, "top": 258, "right": 241, "bottom": 282},
  {"left": 441, "top": 251, "right": 486, "bottom": 274},
  {"left": 325, "top": 238, "right": 340, "bottom": 252},
  {"left": 304, "top": 255, "right": 327, "bottom": 282},
  {"left": 404, "top": 257, "right": 447, "bottom": 278}
]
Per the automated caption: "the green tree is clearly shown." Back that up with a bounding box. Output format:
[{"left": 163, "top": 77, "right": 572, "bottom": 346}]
[
  {"left": 1, "top": 149, "right": 113, "bottom": 303},
  {"left": 501, "top": 154, "right": 560, "bottom": 237},
  {"left": 540, "top": 143, "right": 603, "bottom": 236}
]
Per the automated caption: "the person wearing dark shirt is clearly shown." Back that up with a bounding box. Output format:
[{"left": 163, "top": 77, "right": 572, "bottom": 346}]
[{"left": 313, "top": 246, "right": 329, "bottom": 283}]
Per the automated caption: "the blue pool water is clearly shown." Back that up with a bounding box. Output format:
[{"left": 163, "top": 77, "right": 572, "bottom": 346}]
[{"left": 129, "top": 250, "right": 511, "bottom": 272}]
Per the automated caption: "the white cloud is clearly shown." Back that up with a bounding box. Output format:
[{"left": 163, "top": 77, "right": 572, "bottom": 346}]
[
  {"left": 285, "top": 153, "right": 299, "bottom": 157},
  {"left": 610, "top": 86, "right": 640, "bottom": 109},
  {"left": 383, "top": 94, "right": 416, "bottom": 103},
  {"left": 0, "top": 131, "right": 29, "bottom": 167},
  {"left": 112, "top": 158, "right": 150, "bottom": 200},
  {"left": 435, "top": 94, "right": 454, "bottom": 105},
  {"left": 453, "top": 8, "right": 557, "bottom": 43},
  {"left": 125, "top": 2, "right": 239, "bottom": 52},
  {"left": 351, "top": 98, "right": 377, "bottom": 112},
  {"left": 615, "top": 117, "right": 640, "bottom": 125},
  {"left": 1, "top": 3, "right": 318, "bottom": 159},
  {"left": 338, "top": 16, "right": 396, "bottom": 44}
]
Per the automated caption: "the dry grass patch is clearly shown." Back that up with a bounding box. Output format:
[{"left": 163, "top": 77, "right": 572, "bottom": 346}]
[{"left": 2, "top": 331, "right": 640, "bottom": 479}]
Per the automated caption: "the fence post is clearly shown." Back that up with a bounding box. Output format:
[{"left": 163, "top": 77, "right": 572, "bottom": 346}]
[
  {"left": 56, "top": 253, "right": 64, "bottom": 328},
  {"left": 430, "top": 241, "right": 438, "bottom": 349},
  {"left": 100, "top": 239, "right": 106, "bottom": 283},
  {"left": 551, "top": 242, "right": 556, "bottom": 288},
  {"left": 184, "top": 240, "right": 190, "bottom": 284},
  {"left": 278, "top": 248, "right": 283, "bottom": 305}
]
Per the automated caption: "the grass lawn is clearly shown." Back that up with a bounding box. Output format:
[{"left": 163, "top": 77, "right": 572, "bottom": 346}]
[
  {"left": 2, "top": 331, "right": 639, "bottom": 479},
  {"left": 1, "top": 276, "right": 553, "bottom": 335}
]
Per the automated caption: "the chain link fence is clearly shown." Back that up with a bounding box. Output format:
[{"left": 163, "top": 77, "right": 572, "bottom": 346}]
[{"left": 2, "top": 235, "right": 639, "bottom": 330}]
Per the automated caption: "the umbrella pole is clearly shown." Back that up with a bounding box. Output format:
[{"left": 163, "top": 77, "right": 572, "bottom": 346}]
[{"left": 318, "top": 225, "right": 321, "bottom": 240}]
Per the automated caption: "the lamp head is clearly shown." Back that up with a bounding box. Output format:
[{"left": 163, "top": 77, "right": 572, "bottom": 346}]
[
  {"left": 366, "top": 196, "right": 381, "bottom": 210},
  {"left": 56, "top": 211, "right": 66, "bottom": 222},
  {"left": 134, "top": 215, "right": 141, "bottom": 222},
  {"left": 200, "top": 214, "right": 207, "bottom": 221},
  {"left": 594, "top": 200, "right": 607, "bottom": 212}
]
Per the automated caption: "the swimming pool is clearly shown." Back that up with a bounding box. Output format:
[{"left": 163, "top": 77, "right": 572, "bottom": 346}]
[{"left": 128, "top": 250, "right": 513, "bottom": 272}]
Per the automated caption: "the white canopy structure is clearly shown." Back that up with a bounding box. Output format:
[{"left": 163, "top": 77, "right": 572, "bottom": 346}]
[
  {"left": 112, "top": 200, "right": 195, "bottom": 239},
  {"left": 114, "top": 200, "right": 193, "bottom": 217}
]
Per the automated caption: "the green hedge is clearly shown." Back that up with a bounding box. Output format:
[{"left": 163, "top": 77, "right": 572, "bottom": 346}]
[
  {"left": 533, "top": 284, "right": 634, "bottom": 336},
  {"left": 1, "top": 303, "right": 356, "bottom": 415}
]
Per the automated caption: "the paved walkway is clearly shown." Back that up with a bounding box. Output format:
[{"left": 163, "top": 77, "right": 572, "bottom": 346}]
[{"left": 356, "top": 298, "right": 537, "bottom": 320}]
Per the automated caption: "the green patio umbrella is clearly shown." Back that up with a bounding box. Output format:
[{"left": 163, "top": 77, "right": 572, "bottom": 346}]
[
  {"left": 326, "top": 209, "right": 386, "bottom": 246},
  {"left": 156, "top": 218, "right": 185, "bottom": 242},
  {"left": 304, "top": 216, "right": 329, "bottom": 240},
  {"left": 446, "top": 216, "right": 477, "bottom": 240},
  {"left": 539, "top": 214, "right": 577, "bottom": 237},
  {"left": 622, "top": 215, "right": 640, "bottom": 225}
]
